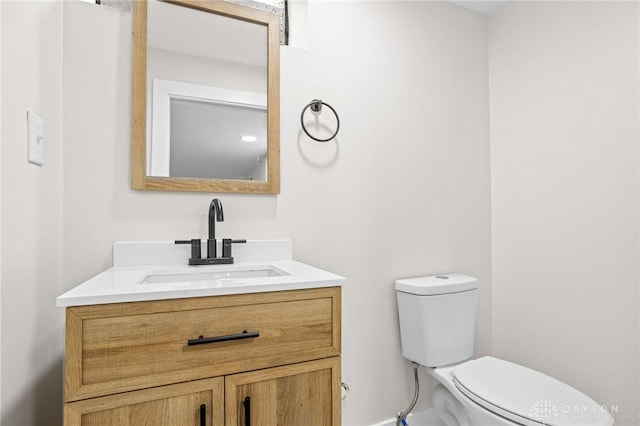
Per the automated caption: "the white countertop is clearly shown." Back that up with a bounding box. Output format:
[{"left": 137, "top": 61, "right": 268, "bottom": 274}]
[
  {"left": 56, "top": 240, "right": 347, "bottom": 307},
  {"left": 56, "top": 260, "right": 346, "bottom": 307}
]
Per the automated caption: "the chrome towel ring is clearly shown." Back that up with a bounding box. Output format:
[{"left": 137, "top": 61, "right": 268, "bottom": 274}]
[{"left": 300, "top": 99, "right": 340, "bottom": 142}]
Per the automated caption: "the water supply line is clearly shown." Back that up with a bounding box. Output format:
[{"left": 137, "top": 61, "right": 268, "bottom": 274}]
[{"left": 396, "top": 362, "right": 420, "bottom": 426}]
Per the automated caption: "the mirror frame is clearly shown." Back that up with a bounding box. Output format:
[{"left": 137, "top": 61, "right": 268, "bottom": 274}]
[{"left": 131, "top": 0, "right": 280, "bottom": 193}]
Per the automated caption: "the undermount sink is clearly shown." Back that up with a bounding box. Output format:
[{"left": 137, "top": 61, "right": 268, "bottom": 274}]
[{"left": 140, "top": 265, "right": 289, "bottom": 284}]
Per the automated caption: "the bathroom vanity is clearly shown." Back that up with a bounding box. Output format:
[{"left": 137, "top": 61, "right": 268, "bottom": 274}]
[{"left": 57, "top": 240, "right": 345, "bottom": 426}]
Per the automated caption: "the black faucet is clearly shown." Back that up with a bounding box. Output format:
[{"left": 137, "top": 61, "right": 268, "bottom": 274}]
[
  {"left": 175, "top": 198, "right": 246, "bottom": 265},
  {"left": 207, "top": 198, "right": 224, "bottom": 259}
]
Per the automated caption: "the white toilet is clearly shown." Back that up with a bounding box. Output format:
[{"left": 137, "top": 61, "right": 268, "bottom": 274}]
[{"left": 395, "top": 274, "right": 614, "bottom": 426}]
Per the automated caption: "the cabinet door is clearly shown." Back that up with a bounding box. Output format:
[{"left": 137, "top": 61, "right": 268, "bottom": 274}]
[
  {"left": 225, "top": 357, "right": 341, "bottom": 426},
  {"left": 64, "top": 377, "right": 223, "bottom": 426}
]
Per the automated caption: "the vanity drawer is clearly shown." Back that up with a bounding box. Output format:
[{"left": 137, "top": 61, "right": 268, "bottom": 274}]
[{"left": 64, "top": 287, "right": 341, "bottom": 402}]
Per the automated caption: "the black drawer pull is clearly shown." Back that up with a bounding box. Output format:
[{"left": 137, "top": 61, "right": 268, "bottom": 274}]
[
  {"left": 243, "top": 396, "right": 251, "bottom": 426},
  {"left": 200, "top": 404, "right": 206, "bottom": 426},
  {"left": 188, "top": 330, "right": 259, "bottom": 346}
]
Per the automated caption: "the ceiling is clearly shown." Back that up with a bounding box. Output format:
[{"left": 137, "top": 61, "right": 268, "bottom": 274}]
[{"left": 447, "top": 1, "right": 508, "bottom": 16}]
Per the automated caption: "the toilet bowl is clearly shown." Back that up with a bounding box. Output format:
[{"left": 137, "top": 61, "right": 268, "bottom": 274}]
[{"left": 395, "top": 274, "right": 614, "bottom": 426}]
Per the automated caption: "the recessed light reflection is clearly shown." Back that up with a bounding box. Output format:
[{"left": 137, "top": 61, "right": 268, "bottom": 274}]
[{"left": 241, "top": 135, "right": 257, "bottom": 142}]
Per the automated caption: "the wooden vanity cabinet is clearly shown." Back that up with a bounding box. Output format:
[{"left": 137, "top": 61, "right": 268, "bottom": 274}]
[
  {"left": 64, "top": 377, "right": 225, "bottom": 426},
  {"left": 225, "top": 357, "right": 340, "bottom": 426},
  {"left": 63, "top": 287, "right": 341, "bottom": 426}
]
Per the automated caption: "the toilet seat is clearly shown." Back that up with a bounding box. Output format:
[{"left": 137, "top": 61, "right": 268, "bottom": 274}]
[{"left": 453, "top": 357, "right": 614, "bottom": 426}]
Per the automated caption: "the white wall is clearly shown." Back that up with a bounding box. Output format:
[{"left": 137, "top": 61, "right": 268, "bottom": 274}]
[
  {"left": 0, "top": 1, "right": 64, "bottom": 425},
  {"left": 284, "top": 4, "right": 491, "bottom": 422},
  {"left": 61, "top": 1, "right": 491, "bottom": 425},
  {"left": 489, "top": 1, "right": 639, "bottom": 424}
]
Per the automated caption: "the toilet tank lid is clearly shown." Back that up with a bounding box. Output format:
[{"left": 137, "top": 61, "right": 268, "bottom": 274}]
[
  {"left": 395, "top": 273, "right": 477, "bottom": 295},
  {"left": 453, "top": 357, "right": 614, "bottom": 426}
]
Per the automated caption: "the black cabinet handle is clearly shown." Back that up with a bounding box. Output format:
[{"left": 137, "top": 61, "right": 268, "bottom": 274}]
[
  {"left": 188, "top": 330, "right": 259, "bottom": 346},
  {"left": 200, "top": 404, "right": 206, "bottom": 426},
  {"left": 243, "top": 396, "right": 251, "bottom": 426}
]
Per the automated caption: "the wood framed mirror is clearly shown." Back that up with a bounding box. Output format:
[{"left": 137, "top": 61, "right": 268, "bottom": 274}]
[{"left": 131, "top": 0, "right": 280, "bottom": 193}]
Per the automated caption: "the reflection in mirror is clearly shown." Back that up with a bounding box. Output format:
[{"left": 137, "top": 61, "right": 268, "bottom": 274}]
[
  {"left": 131, "top": 0, "right": 280, "bottom": 193},
  {"left": 169, "top": 98, "right": 268, "bottom": 180},
  {"left": 149, "top": 78, "right": 268, "bottom": 180}
]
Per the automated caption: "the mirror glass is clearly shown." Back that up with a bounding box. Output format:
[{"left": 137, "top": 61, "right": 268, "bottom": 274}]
[{"left": 131, "top": 0, "right": 280, "bottom": 193}]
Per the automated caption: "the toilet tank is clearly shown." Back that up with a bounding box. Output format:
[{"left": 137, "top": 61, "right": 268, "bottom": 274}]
[{"left": 395, "top": 274, "right": 478, "bottom": 367}]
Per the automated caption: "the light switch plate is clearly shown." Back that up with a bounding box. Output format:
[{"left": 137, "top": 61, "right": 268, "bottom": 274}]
[{"left": 27, "top": 110, "right": 45, "bottom": 166}]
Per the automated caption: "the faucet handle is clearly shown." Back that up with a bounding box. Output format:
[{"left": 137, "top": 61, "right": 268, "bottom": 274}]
[
  {"left": 175, "top": 239, "right": 202, "bottom": 260},
  {"left": 222, "top": 239, "right": 246, "bottom": 258}
]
